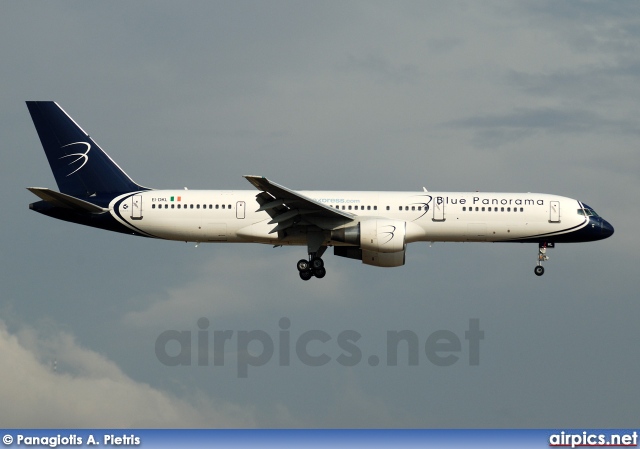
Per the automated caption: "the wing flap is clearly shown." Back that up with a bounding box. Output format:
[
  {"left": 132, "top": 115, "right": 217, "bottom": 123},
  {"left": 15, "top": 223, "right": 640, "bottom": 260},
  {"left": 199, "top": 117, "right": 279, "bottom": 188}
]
[
  {"left": 244, "top": 176, "right": 353, "bottom": 219},
  {"left": 244, "top": 176, "right": 353, "bottom": 234}
]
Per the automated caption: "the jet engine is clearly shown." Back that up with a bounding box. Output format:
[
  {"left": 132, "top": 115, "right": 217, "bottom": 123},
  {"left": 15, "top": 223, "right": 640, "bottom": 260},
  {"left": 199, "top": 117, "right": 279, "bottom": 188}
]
[{"left": 331, "top": 219, "right": 407, "bottom": 267}]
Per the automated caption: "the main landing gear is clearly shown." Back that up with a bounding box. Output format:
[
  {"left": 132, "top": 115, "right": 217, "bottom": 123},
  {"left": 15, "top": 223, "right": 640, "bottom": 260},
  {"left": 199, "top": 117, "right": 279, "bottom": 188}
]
[
  {"left": 297, "top": 256, "right": 326, "bottom": 280},
  {"left": 297, "top": 235, "right": 328, "bottom": 281},
  {"left": 535, "top": 242, "right": 553, "bottom": 276}
]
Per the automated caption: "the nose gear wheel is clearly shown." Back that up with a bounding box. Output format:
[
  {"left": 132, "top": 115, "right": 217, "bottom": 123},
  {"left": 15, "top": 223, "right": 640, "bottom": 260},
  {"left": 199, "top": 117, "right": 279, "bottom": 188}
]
[{"left": 535, "top": 242, "right": 551, "bottom": 276}]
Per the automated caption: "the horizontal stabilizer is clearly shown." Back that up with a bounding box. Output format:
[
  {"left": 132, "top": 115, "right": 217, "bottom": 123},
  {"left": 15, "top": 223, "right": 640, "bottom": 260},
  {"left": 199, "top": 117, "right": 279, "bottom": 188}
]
[{"left": 27, "top": 187, "right": 108, "bottom": 213}]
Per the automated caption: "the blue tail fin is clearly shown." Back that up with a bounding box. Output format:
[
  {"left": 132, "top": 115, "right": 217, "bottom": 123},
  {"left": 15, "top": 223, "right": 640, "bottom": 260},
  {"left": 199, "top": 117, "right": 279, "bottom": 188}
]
[{"left": 26, "top": 101, "right": 147, "bottom": 198}]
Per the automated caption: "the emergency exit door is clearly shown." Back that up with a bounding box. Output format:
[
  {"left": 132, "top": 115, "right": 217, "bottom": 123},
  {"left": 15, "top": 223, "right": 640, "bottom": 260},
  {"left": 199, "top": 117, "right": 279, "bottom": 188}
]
[{"left": 236, "top": 201, "right": 245, "bottom": 219}]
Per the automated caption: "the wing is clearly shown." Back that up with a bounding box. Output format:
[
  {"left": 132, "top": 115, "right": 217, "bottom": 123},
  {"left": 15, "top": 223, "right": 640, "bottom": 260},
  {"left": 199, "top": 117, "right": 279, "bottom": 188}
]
[{"left": 243, "top": 175, "right": 354, "bottom": 235}]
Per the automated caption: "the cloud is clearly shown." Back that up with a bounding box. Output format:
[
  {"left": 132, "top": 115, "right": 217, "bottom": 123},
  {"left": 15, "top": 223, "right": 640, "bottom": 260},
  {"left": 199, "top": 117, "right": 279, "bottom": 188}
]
[
  {"left": 446, "top": 106, "right": 640, "bottom": 148},
  {"left": 0, "top": 320, "right": 255, "bottom": 427},
  {"left": 122, "top": 247, "right": 352, "bottom": 329},
  {"left": 340, "top": 54, "right": 422, "bottom": 85}
]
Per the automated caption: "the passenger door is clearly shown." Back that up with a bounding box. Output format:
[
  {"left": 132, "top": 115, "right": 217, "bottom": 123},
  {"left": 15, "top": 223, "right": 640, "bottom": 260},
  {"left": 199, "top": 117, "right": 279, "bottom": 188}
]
[
  {"left": 549, "top": 201, "right": 560, "bottom": 223},
  {"left": 131, "top": 195, "right": 143, "bottom": 220}
]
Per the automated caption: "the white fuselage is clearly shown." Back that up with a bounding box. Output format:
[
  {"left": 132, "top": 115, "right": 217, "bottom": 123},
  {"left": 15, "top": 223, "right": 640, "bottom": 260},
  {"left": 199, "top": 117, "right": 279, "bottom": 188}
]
[{"left": 109, "top": 189, "right": 584, "bottom": 245}]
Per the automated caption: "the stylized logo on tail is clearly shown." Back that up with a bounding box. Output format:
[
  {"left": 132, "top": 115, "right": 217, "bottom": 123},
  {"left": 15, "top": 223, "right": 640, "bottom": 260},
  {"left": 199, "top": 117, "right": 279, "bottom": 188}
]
[{"left": 59, "top": 142, "right": 91, "bottom": 176}]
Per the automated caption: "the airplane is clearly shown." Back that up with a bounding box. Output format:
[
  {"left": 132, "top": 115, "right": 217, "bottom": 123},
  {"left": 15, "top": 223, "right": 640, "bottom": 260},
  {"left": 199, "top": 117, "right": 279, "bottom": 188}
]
[{"left": 26, "top": 101, "right": 614, "bottom": 280}]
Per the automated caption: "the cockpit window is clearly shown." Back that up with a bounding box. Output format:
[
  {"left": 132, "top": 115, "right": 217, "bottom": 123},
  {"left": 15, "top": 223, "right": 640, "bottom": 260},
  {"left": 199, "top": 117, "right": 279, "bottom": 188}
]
[{"left": 578, "top": 207, "right": 599, "bottom": 217}]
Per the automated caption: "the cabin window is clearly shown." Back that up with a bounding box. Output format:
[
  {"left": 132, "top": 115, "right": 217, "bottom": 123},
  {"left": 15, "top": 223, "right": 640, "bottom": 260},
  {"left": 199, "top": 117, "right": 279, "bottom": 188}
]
[
  {"left": 374, "top": 206, "right": 377, "bottom": 210},
  {"left": 171, "top": 204, "right": 175, "bottom": 209}
]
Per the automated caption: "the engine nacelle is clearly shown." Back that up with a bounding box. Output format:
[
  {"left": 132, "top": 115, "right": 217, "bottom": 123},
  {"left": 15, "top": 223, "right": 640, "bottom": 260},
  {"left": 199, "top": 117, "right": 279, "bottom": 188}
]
[
  {"left": 331, "top": 219, "right": 407, "bottom": 253},
  {"left": 332, "top": 219, "right": 408, "bottom": 267},
  {"left": 362, "top": 248, "right": 406, "bottom": 267},
  {"left": 333, "top": 245, "right": 406, "bottom": 267}
]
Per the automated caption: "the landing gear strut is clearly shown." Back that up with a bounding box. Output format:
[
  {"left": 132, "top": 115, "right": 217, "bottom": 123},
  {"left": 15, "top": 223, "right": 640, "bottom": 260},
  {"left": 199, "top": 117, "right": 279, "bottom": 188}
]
[{"left": 535, "top": 242, "right": 553, "bottom": 276}]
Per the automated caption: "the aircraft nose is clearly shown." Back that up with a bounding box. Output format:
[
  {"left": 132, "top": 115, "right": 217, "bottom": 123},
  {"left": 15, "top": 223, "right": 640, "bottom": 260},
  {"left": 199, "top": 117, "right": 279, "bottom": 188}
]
[{"left": 602, "top": 219, "right": 614, "bottom": 238}]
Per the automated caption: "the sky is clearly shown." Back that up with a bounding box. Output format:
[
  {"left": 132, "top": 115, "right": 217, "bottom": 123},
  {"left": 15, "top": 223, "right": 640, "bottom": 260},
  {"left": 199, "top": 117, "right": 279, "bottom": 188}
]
[{"left": 1, "top": 1, "right": 639, "bottom": 428}]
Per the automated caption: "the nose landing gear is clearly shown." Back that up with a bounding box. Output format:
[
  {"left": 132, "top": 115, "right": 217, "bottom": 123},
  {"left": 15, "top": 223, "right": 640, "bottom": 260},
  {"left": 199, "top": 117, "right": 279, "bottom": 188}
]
[{"left": 535, "top": 242, "right": 553, "bottom": 276}]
